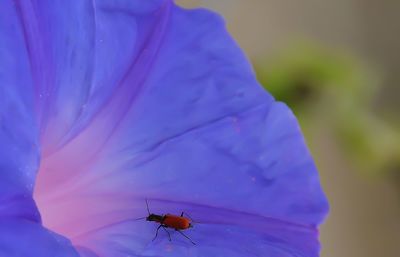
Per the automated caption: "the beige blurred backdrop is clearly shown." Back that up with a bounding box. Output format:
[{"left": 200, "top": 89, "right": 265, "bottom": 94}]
[{"left": 177, "top": 1, "right": 400, "bottom": 257}]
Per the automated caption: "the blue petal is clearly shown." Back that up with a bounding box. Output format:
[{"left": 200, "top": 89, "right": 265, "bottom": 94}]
[
  {"left": 0, "top": 2, "right": 80, "bottom": 255},
  {"left": 71, "top": 103, "right": 326, "bottom": 256},
  {"left": 72, "top": 209, "right": 320, "bottom": 257},
  {"left": 0, "top": 0, "right": 40, "bottom": 220},
  {"left": 13, "top": 0, "right": 170, "bottom": 154},
  {"left": 0, "top": 218, "right": 79, "bottom": 257},
  {"left": 1, "top": 1, "right": 328, "bottom": 256}
]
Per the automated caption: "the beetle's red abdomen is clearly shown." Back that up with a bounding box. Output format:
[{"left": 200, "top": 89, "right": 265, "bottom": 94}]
[{"left": 163, "top": 214, "right": 190, "bottom": 230}]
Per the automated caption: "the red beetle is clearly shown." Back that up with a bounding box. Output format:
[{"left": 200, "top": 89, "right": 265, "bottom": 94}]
[{"left": 141, "top": 199, "right": 196, "bottom": 245}]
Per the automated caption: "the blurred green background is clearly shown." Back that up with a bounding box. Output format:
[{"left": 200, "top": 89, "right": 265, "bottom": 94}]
[{"left": 178, "top": 1, "right": 400, "bottom": 257}]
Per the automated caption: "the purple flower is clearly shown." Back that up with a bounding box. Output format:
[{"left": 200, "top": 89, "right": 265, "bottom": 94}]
[{"left": 0, "top": 0, "right": 328, "bottom": 256}]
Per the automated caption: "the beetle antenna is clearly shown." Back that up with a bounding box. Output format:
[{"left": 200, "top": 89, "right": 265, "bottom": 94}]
[
  {"left": 182, "top": 212, "right": 200, "bottom": 224},
  {"left": 134, "top": 217, "right": 147, "bottom": 221},
  {"left": 145, "top": 199, "right": 150, "bottom": 215}
]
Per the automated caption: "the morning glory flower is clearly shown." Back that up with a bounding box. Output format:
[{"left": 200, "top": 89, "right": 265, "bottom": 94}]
[{"left": 0, "top": 0, "right": 328, "bottom": 256}]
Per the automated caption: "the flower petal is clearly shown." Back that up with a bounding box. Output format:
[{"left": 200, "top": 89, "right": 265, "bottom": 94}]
[
  {"left": 2, "top": 1, "right": 328, "bottom": 256},
  {"left": 72, "top": 209, "right": 320, "bottom": 257},
  {"left": 0, "top": 2, "right": 82, "bottom": 255},
  {"left": 66, "top": 103, "right": 326, "bottom": 256},
  {"left": 0, "top": 0, "right": 53, "bottom": 229},
  {"left": 0, "top": 218, "right": 79, "bottom": 257},
  {"left": 15, "top": 0, "right": 170, "bottom": 154}
]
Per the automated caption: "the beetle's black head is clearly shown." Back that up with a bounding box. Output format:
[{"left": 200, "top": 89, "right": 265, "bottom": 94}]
[{"left": 146, "top": 214, "right": 163, "bottom": 222}]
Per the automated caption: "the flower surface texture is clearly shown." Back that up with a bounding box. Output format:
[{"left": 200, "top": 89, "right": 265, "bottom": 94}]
[{"left": 0, "top": 0, "right": 328, "bottom": 256}]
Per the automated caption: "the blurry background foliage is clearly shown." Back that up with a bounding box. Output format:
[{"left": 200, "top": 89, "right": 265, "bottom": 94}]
[{"left": 255, "top": 42, "right": 400, "bottom": 178}]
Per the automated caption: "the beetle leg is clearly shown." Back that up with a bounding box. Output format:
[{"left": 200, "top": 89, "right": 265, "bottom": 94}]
[
  {"left": 181, "top": 212, "right": 194, "bottom": 221},
  {"left": 152, "top": 225, "right": 162, "bottom": 241},
  {"left": 162, "top": 225, "right": 172, "bottom": 241},
  {"left": 176, "top": 229, "right": 196, "bottom": 245}
]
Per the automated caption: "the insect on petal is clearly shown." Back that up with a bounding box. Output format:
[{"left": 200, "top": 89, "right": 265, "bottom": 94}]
[{"left": 0, "top": 0, "right": 328, "bottom": 256}]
